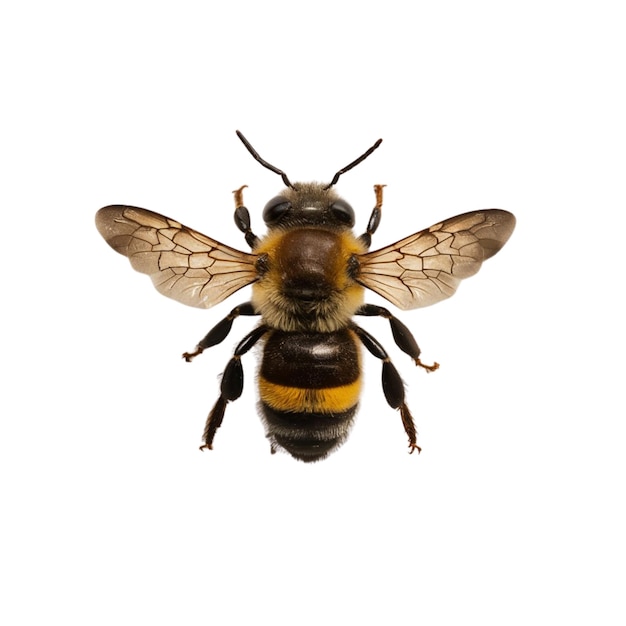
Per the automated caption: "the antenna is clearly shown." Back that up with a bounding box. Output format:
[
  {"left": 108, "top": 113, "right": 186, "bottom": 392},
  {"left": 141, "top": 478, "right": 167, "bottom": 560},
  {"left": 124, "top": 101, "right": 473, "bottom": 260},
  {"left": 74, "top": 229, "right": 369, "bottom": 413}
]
[
  {"left": 324, "top": 138, "right": 383, "bottom": 189},
  {"left": 235, "top": 131, "right": 294, "bottom": 189}
]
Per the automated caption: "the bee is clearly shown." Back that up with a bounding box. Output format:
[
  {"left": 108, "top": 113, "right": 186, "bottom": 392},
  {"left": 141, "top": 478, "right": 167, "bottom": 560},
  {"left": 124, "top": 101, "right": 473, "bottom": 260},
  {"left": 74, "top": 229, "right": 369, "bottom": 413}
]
[{"left": 96, "top": 131, "right": 515, "bottom": 462}]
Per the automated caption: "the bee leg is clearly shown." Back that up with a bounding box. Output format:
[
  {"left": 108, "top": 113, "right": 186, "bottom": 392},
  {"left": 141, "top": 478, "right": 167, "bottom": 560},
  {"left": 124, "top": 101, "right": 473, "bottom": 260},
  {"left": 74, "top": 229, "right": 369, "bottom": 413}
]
[
  {"left": 183, "top": 302, "right": 258, "bottom": 361},
  {"left": 358, "top": 184, "right": 385, "bottom": 248},
  {"left": 233, "top": 185, "right": 260, "bottom": 249},
  {"left": 200, "top": 325, "right": 268, "bottom": 451},
  {"left": 352, "top": 324, "right": 421, "bottom": 454},
  {"left": 356, "top": 303, "right": 439, "bottom": 372}
]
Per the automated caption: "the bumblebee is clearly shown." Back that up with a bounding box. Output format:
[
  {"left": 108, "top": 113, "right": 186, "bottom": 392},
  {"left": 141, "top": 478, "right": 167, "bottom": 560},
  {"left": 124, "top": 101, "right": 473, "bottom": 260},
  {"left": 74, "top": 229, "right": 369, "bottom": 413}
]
[{"left": 96, "top": 131, "right": 515, "bottom": 462}]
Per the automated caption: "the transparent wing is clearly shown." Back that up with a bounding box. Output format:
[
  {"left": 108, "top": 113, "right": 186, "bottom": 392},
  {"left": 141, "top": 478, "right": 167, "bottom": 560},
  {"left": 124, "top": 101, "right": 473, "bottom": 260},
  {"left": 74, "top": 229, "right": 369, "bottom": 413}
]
[
  {"left": 96, "top": 205, "right": 258, "bottom": 309},
  {"left": 358, "top": 209, "right": 515, "bottom": 310}
]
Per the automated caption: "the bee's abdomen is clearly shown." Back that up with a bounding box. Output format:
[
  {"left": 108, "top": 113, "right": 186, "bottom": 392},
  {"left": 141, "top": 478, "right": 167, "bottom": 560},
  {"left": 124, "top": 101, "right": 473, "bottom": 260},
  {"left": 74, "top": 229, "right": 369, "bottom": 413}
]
[{"left": 259, "top": 329, "right": 361, "bottom": 462}]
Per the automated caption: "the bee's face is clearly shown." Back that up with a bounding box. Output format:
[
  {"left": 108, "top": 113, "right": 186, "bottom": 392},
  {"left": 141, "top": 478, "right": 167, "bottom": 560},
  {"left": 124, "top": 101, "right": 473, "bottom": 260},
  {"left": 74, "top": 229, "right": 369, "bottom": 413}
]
[{"left": 262, "top": 183, "right": 355, "bottom": 229}]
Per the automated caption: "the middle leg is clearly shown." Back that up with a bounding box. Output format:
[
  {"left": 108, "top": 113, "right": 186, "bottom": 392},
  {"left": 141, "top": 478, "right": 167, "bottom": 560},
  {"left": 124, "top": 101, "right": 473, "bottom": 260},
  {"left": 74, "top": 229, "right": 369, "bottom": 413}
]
[{"left": 356, "top": 303, "right": 439, "bottom": 372}]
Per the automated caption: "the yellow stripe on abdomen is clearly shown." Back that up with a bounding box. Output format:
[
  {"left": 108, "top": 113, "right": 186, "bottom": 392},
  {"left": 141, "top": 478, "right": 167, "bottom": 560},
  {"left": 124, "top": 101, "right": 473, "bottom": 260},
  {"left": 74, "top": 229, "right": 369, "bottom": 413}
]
[{"left": 259, "top": 378, "right": 362, "bottom": 413}]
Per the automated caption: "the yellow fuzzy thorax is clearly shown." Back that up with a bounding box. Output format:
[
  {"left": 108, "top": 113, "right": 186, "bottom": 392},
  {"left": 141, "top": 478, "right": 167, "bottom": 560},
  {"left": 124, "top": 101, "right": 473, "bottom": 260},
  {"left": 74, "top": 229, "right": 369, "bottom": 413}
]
[{"left": 251, "top": 228, "right": 367, "bottom": 332}]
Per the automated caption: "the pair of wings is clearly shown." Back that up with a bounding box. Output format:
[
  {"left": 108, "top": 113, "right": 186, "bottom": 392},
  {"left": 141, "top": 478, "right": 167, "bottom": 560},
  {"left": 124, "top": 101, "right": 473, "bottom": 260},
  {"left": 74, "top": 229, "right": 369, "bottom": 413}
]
[{"left": 95, "top": 205, "right": 515, "bottom": 311}]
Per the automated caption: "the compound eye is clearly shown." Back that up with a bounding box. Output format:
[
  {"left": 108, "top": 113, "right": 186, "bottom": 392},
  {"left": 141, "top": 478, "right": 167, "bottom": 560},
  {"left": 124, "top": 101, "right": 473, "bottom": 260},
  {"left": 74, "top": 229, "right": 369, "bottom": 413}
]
[
  {"left": 330, "top": 198, "right": 355, "bottom": 226},
  {"left": 263, "top": 196, "right": 292, "bottom": 224}
]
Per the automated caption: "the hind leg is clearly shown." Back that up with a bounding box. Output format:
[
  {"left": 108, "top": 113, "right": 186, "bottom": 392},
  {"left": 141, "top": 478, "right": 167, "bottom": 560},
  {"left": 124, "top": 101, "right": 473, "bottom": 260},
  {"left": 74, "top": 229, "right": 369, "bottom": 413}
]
[
  {"left": 351, "top": 323, "right": 421, "bottom": 454},
  {"left": 200, "top": 325, "right": 268, "bottom": 451}
]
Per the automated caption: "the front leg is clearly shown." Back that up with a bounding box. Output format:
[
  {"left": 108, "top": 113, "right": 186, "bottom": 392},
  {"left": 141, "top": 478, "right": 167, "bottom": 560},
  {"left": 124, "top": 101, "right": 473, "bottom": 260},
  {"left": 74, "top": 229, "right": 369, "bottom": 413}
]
[
  {"left": 356, "top": 303, "right": 439, "bottom": 372},
  {"left": 183, "top": 301, "right": 258, "bottom": 362},
  {"left": 358, "top": 184, "right": 385, "bottom": 249},
  {"left": 232, "top": 185, "right": 260, "bottom": 249}
]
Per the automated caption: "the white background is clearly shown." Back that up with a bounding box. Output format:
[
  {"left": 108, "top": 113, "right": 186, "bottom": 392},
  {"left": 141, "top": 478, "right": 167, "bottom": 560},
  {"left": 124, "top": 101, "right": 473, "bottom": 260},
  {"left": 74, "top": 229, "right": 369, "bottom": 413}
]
[{"left": 2, "top": 1, "right": 624, "bottom": 624}]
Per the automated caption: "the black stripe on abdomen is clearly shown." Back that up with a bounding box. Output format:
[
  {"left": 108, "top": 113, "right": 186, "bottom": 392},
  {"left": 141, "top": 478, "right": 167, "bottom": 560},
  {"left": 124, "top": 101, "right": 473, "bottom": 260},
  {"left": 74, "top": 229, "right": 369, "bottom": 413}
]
[{"left": 260, "top": 328, "right": 359, "bottom": 388}]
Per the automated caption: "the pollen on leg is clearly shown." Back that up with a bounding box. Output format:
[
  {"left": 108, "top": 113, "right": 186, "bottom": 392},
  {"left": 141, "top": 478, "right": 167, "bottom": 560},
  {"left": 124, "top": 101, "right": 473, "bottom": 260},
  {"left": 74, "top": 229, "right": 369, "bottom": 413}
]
[
  {"left": 416, "top": 358, "right": 439, "bottom": 372},
  {"left": 232, "top": 184, "right": 248, "bottom": 208}
]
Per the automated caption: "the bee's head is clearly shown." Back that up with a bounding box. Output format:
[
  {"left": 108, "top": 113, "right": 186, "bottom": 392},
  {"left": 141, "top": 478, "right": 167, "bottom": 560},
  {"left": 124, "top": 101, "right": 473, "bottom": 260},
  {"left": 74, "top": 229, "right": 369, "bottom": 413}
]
[
  {"left": 236, "top": 130, "right": 381, "bottom": 229},
  {"left": 262, "top": 183, "right": 355, "bottom": 229}
]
